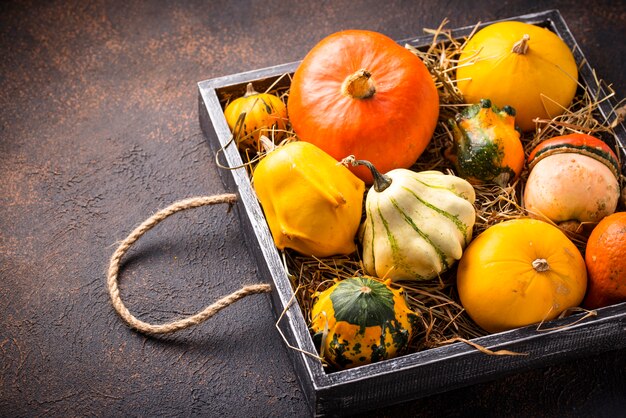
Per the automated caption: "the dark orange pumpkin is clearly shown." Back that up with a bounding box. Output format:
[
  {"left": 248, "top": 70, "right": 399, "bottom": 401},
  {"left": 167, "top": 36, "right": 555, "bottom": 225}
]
[{"left": 287, "top": 30, "right": 439, "bottom": 184}]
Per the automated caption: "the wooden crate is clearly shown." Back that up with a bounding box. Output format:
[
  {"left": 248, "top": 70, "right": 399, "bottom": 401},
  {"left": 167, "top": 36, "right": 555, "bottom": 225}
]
[{"left": 198, "top": 10, "right": 626, "bottom": 417}]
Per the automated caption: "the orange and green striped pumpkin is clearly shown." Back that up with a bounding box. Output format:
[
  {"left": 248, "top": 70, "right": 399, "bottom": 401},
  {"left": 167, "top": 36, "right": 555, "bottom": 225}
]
[
  {"left": 445, "top": 99, "right": 525, "bottom": 187},
  {"left": 311, "top": 276, "right": 419, "bottom": 369}
]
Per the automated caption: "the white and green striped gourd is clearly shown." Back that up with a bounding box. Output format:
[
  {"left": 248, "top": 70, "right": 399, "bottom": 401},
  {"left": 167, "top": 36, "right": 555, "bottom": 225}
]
[{"left": 354, "top": 160, "right": 476, "bottom": 281}]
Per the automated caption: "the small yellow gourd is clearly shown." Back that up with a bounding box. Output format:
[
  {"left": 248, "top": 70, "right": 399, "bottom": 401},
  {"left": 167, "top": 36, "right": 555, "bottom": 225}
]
[
  {"left": 456, "top": 21, "right": 578, "bottom": 132},
  {"left": 223, "top": 83, "right": 288, "bottom": 149},
  {"left": 252, "top": 141, "right": 365, "bottom": 257}
]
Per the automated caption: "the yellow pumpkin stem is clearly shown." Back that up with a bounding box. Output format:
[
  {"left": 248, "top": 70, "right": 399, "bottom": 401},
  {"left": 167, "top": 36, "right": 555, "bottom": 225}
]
[
  {"left": 341, "top": 69, "right": 376, "bottom": 99},
  {"left": 243, "top": 82, "right": 258, "bottom": 97},
  {"left": 511, "top": 34, "right": 530, "bottom": 55},
  {"left": 532, "top": 258, "right": 550, "bottom": 272}
]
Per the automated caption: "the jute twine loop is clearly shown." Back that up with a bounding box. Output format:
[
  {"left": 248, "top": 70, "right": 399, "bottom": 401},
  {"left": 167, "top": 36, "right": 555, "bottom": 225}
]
[{"left": 107, "top": 194, "right": 272, "bottom": 334}]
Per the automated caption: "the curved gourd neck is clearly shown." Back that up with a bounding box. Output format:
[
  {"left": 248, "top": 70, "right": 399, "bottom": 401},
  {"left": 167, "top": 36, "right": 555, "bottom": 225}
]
[{"left": 350, "top": 159, "right": 392, "bottom": 192}]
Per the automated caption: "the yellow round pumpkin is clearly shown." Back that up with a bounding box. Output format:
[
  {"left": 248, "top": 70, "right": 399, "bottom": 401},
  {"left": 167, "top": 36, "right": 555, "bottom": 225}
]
[
  {"left": 457, "top": 219, "right": 587, "bottom": 333},
  {"left": 223, "top": 82, "right": 288, "bottom": 149},
  {"left": 311, "top": 276, "right": 419, "bottom": 369},
  {"left": 456, "top": 21, "right": 578, "bottom": 132}
]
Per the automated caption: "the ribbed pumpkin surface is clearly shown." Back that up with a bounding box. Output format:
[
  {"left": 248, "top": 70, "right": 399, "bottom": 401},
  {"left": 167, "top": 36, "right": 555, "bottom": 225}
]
[
  {"left": 457, "top": 219, "right": 587, "bottom": 333},
  {"left": 360, "top": 170, "right": 476, "bottom": 280},
  {"left": 456, "top": 21, "right": 578, "bottom": 132}
]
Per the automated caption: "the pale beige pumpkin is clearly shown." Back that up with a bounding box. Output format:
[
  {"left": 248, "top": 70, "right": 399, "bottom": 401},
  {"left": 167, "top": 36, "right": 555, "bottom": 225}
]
[{"left": 524, "top": 134, "right": 620, "bottom": 229}]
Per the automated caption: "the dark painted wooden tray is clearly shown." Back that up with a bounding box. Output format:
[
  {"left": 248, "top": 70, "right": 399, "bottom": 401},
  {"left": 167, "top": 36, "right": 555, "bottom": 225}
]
[{"left": 198, "top": 10, "right": 626, "bottom": 417}]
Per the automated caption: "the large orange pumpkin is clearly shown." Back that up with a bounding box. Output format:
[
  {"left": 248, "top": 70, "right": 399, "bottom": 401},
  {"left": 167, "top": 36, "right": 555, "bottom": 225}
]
[{"left": 288, "top": 30, "right": 440, "bottom": 184}]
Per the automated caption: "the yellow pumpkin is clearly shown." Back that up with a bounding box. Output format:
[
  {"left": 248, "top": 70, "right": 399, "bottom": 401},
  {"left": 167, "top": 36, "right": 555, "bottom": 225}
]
[
  {"left": 223, "top": 82, "right": 288, "bottom": 149},
  {"left": 456, "top": 21, "right": 578, "bottom": 132},
  {"left": 457, "top": 219, "right": 587, "bottom": 333},
  {"left": 252, "top": 141, "right": 364, "bottom": 257},
  {"left": 311, "top": 276, "right": 419, "bottom": 369}
]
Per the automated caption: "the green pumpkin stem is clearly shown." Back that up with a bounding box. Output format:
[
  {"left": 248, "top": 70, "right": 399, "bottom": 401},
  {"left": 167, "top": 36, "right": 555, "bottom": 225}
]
[{"left": 351, "top": 159, "right": 392, "bottom": 192}]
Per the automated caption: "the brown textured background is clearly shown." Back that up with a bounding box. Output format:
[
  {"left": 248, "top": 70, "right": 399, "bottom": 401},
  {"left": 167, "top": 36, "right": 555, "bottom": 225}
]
[{"left": 1, "top": 1, "right": 625, "bottom": 416}]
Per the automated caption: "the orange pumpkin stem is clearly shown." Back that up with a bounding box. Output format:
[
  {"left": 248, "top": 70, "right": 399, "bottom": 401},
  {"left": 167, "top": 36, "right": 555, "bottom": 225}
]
[
  {"left": 511, "top": 34, "right": 530, "bottom": 55},
  {"left": 532, "top": 258, "right": 550, "bottom": 272},
  {"left": 341, "top": 68, "right": 376, "bottom": 99}
]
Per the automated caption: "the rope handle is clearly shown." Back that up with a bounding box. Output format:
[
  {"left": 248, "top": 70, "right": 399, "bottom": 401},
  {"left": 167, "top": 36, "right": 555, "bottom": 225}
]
[{"left": 106, "top": 194, "right": 271, "bottom": 334}]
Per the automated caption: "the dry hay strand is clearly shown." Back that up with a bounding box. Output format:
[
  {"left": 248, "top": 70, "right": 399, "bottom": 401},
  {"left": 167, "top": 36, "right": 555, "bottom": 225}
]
[
  {"left": 399, "top": 276, "right": 487, "bottom": 350},
  {"left": 283, "top": 251, "right": 364, "bottom": 324}
]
